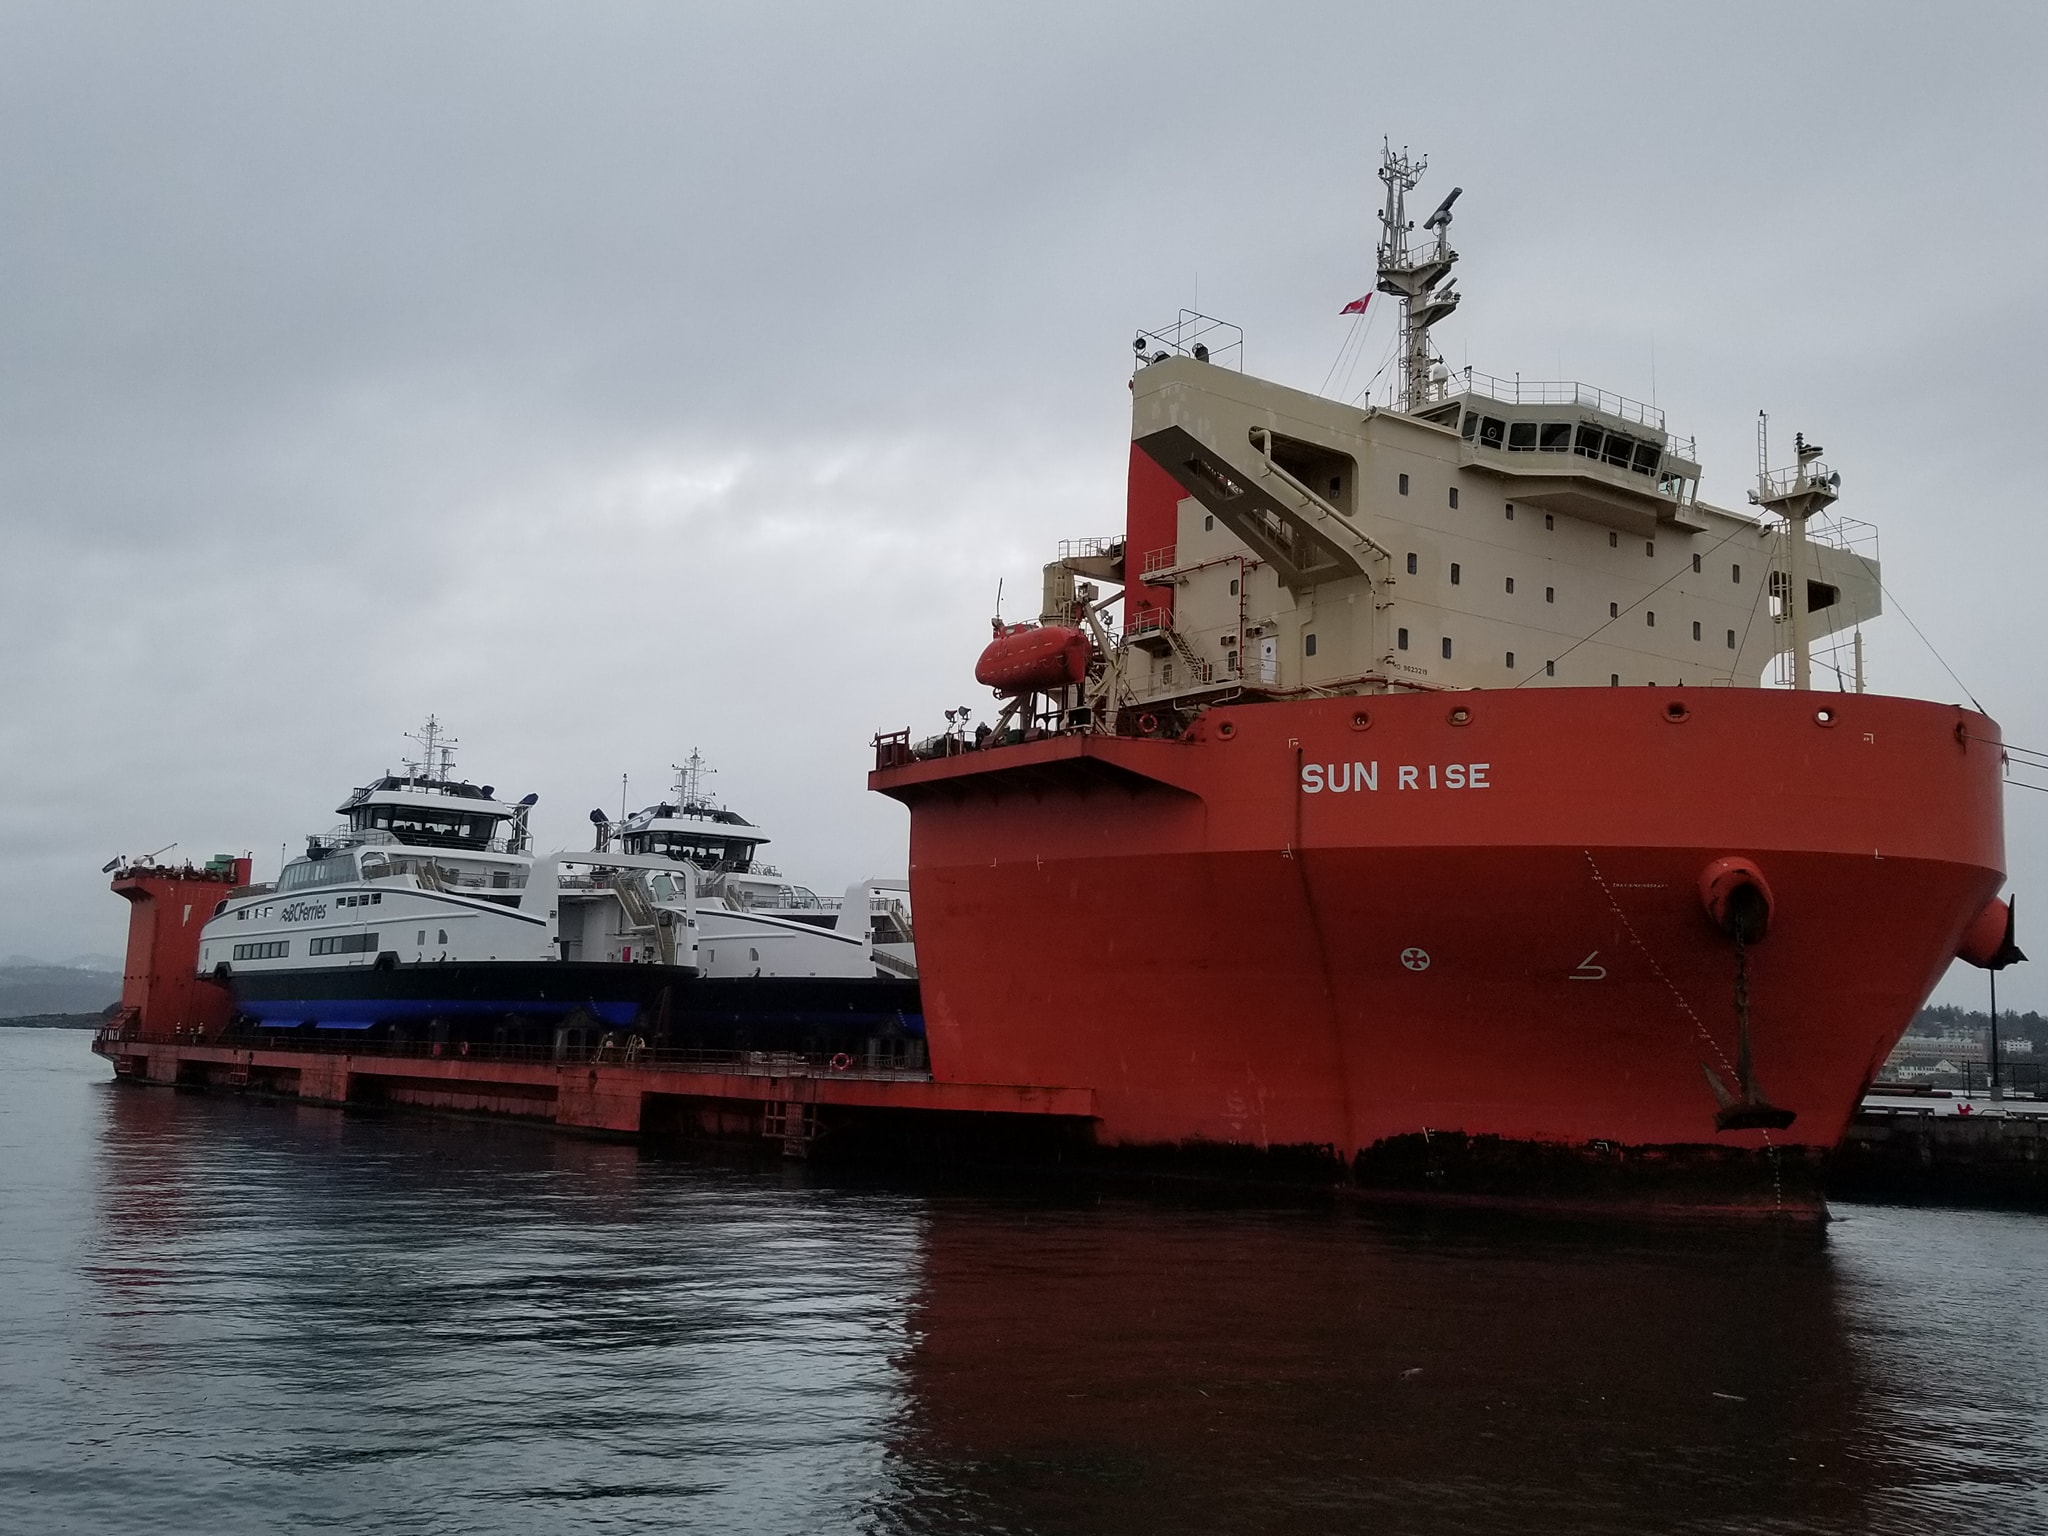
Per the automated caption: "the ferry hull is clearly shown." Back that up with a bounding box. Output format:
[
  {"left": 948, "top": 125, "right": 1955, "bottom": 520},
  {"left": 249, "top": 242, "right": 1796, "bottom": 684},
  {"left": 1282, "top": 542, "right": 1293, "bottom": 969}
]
[{"left": 874, "top": 688, "right": 2005, "bottom": 1208}]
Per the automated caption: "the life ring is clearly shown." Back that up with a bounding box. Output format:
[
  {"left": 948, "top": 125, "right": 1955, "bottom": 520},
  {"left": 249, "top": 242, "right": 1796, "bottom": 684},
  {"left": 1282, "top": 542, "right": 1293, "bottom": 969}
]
[
  {"left": 1135, "top": 712, "right": 1160, "bottom": 737},
  {"left": 829, "top": 1052, "right": 853, "bottom": 1072}
]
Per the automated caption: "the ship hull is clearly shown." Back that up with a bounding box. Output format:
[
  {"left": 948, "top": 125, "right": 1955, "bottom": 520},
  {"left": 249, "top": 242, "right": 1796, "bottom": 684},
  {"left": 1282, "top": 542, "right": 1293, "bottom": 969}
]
[
  {"left": 873, "top": 688, "right": 2005, "bottom": 1212},
  {"left": 232, "top": 962, "right": 924, "bottom": 1050}
]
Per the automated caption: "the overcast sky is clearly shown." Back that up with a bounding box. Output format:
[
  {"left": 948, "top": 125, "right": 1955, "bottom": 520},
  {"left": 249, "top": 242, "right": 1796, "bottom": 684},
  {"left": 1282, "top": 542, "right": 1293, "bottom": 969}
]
[{"left": 4, "top": 2, "right": 2045, "bottom": 1007}]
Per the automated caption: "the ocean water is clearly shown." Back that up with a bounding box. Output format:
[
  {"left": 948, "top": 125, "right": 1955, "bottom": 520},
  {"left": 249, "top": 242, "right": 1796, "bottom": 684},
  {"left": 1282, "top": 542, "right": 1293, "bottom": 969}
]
[{"left": 1, "top": 1029, "right": 2044, "bottom": 1535}]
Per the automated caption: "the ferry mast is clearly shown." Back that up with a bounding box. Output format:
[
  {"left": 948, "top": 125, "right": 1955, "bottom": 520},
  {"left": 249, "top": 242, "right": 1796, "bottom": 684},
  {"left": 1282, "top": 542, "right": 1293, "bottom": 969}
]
[{"left": 1375, "top": 145, "right": 1462, "bottom": 411}]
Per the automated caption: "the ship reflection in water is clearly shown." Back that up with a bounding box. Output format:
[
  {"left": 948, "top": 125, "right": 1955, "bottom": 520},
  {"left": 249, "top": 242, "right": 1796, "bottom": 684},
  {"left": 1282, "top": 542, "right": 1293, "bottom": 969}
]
[{"left": 3, "top": 1033, "right": 2042, "bottom": 1534}]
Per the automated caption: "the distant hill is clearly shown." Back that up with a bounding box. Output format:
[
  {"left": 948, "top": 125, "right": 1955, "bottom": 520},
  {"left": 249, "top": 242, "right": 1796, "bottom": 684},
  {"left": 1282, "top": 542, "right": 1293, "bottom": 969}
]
[{"left": 0, "top": 965, "right": 122, "bottom": 1019}]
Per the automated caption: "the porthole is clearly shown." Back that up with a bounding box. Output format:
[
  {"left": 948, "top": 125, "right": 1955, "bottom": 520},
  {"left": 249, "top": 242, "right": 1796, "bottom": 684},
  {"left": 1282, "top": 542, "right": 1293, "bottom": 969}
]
[
  {"left": 1350, "top": 711, "right": 1372, "bottom": 732},
  {"left": 1216, "top": 719, "right": 1237, "bottom": 740},
  {"left": 1664, "top": 701, "right": 1691, "bottom": 724},
  {"left": 1448, "top": 706, "right": 1472, "bottom": 727},
  {"left": 1815, "top": 707, "right": 1838, "bottom": 728}
]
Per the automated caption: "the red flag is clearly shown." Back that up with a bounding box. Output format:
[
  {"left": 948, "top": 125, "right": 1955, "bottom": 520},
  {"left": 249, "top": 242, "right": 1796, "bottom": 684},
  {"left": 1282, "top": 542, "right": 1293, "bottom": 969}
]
[{"left": 1340, "top": 294, "right": 1372, "bottom": 315}]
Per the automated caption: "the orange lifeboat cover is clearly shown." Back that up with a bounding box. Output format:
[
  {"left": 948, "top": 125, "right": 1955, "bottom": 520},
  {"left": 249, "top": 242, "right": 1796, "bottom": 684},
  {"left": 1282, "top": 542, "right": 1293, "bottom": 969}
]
[{"left": 975, "top": 625, "right": 1091, "bottom": 695}]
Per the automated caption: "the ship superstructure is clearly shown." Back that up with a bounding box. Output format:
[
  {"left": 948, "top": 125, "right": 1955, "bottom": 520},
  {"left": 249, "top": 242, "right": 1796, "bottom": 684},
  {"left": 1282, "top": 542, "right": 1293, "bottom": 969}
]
[{"left": 871, "top": 146, "right": 2013, "bottom": 1215}]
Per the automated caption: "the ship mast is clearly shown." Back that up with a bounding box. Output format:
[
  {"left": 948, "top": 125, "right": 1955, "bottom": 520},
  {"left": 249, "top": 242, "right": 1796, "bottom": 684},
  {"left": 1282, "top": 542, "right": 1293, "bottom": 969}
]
[
  {"left": 673, "top": 748, "right": 716, "bottom": 812},
  {"left": 1750, "top": 414, "right": 1840, "bottom": 692},
  {"left": 403, "top": 715, "right": 458, "bottom": 782},
  {"left": 1375, "top": 144, "right": 1462, "bottom": 411}
]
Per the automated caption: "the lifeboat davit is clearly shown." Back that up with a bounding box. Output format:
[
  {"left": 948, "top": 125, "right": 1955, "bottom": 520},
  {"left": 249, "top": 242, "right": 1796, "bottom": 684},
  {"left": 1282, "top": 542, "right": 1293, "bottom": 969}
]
[{"left": 975, "top": 624, "right": 1091, "bottom": 695}]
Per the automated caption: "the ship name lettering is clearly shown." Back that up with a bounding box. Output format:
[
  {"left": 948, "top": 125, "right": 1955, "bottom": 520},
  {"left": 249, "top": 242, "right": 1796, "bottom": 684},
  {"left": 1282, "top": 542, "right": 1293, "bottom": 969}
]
[
  {"left": 1300, "top": 761, "right": 1490, "bottom": 794},
  {"left": 280, "top": 900, "right": 327, "bottom": 923}
]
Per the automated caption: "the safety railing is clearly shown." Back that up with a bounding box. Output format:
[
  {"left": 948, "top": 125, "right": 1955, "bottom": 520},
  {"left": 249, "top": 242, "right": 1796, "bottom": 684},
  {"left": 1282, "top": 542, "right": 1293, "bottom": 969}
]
[{"left": 1453, "top": 369, "right": 1666, "bottom": 430}]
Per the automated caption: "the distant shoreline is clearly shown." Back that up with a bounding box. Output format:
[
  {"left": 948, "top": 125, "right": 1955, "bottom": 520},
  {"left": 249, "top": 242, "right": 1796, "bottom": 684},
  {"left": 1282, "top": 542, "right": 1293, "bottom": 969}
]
[{"left": 0, "top": 1015, "right": 107, "bottom": 1030}]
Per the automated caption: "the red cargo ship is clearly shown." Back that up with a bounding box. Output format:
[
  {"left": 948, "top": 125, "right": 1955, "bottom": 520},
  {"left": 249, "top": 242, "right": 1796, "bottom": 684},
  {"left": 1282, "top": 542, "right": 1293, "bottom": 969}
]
[{"left": 870, "top": 148, "right": 2016, "bottom": 1215}]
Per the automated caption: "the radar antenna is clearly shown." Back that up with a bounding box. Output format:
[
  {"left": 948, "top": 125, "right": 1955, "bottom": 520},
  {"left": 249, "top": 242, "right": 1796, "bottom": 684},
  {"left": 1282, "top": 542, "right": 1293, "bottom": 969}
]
[
  {"left": 1374, "top": 142, "right": 1462, "bottom": 411},
  {"left": 1748, "top": 412, "right": 1841, "bottom": 692}
]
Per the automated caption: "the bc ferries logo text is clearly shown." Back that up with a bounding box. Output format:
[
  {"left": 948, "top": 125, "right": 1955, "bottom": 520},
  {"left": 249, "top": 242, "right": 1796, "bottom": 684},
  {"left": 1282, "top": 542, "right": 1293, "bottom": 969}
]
[
  {"left": 280, "top": 900, "right": 329, "bottom": 923},
  {"left": 1300, "top": 760, "right": 1491, "bottom": 794}
]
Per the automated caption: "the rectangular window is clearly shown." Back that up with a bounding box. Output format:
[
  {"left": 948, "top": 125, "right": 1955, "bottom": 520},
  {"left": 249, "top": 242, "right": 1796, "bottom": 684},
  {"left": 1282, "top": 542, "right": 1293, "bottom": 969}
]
[
  {"left": 1608, "top": 531, "right": 1619, "bottom": 548},
  {"left": 1399, "top": 473, "right": 1410, "bottom": 495},
  {"left": 231, "top": 940, "right": 289, "bottom": 961},
  {"left": 1505, "top": 651, "right": 1516, "bottom": 669},
  {"left": 1505, "top": 577, "right": 1515, "bottom": 595},
  {"left": 1505, "top": 503, "right": 1515, "bottom": 520},
  {"left": 1732, "top": 563, "right": 1741, "bottom": 583},
  {"left": 1545, "top": 660, "right": 1555, "bottom": 677},
  {"left": 1610, "top": 674, "right": 1621, "bottom": 686},
  {"left": 1441, "top": 637, "right": 1453, "bottom": 659},
  {"left": 1304, "top": 633, "right": 1318, "bottom": 657},
  {"left": 1545, "top": 586, "right": 1555, "bottom": 603},
  {"left": 1726, "top": 629, "right": 1737, "bottom": 649},
  {"left": 1609, "top": 602, "right": 1619, "bottom": 618},
  {"left": 1448, "top": 487, "right": 1460, "bottom": 509},
  {"left": 1507, "top": 421, "right": 1538, "bottom": 451},
  {"left": 1450, "top": 563, "right": 1461, "bottom": 585},
  {"left": 1480, "top": 418, "right": 1506, "bottom": 449},
  {"left": 309, "top": 933, "right": 379, "bottom": 956},
  {"left": 1228, "top": 578, "right": 1239, "bottom": 595},
  {"left": 417, "top": 930, "right": 426, "bottom": 944},
  {"left": 1646, "top": 611, "right": 1656, "bottom": 627},
  {"left": 1539, "top": 422, "right": 1572, "bottom": 452},
  {"left": 1461, "top": 411, "right": 1478, "bottom": 441},
  {"left": 1544, "top": 514, "right": 1554, "bottom": 530},
  {"left": 1692, "top": 554, "right": 1703, "bottom": 573},
  {"left": 1397, "top": 628, "right": 1410, "bottom": 650},
  {"left": 1645, "top": 541, "right": 1655, "bottom": 557},
  {"left": 1407, "top": 553, "right": 1418, "bottom": 575},
  {"left": 1692, "top": 620, "right": 1702, "bottom": 641}
]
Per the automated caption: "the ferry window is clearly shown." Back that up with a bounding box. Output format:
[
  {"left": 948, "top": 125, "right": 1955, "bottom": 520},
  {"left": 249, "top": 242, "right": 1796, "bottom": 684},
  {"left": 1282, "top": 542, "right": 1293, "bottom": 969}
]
[
  {"left": 1228, "top": 578, "right": 1239, "bottom": 596},
  {"left": 231, "top": 941, "right": 288, "bottom": 961},
  {"left": 1441, "top": 637, "right": 1453, "bottom": 659},
  {"left": 1575, "top": 425, "right": 1603, "bottom": 458},
  {"left": 1545, "top": 660, "right": 1556, "bottom": 677},
  {"left": 1450, "top": 563, "right": 1461, "bottom": 585},
  {"left": 1693, "top": 554, "right": 1702, "bottom": 573},
  {"left": 1479, "top": 418, "right": 1506, "bottom": 449},
  {"left": 1609, "top": 531, "right": 1619, "bottom": 548},
  {"left": 1407, "top": 553, "right": 1418, "bottom": 575},
  {"left": 437, "top": 929, "right": 448, "bottom": 945},
  {"left": 1545, "top": 586, "right": 1554, "bottom": 603},
  {"left": 1726, "top": 629, "right": 1737, "bottom": 649},
  {"left": 1304, "top": 633, "right": 1318, "bottom": 658},
  {"left": 1508, "top": 422, "right": 1538, "bottom": 451},
  {"left": 1609, "top": 602, "right": 1619, "bottom": 618},
  {"left": 1399, "top": 473, "right": 1410, "bottom": 495},
  {"left": 1448, "top": 487, "right": 1459, "bottom": 509},
  {"left": 1461, "top": 412, "right": 1478, "bottom": 441},
  {"left": 1505, "top": 577, "right": 1515, "bottom": 594},
  {"left": 1505, "top": 651, "right": 1516, "bottom": 669},
  {"left": 1397, "top": 628, "right": 1410, "bottom": 650},
  {"left": 417, "top": 930, "right": 426, "bottom": 944},
  {"left": 309, "top": 933, "right": 378, "bottom": 956},
  {"left": 1539, "top": 423, "right": 1572, "bottom": 452},
  {"left": 1732, "top": 563, "right": 1741, "bottom": 582},
  {"left": 1544, "top": 514, "right": 1554, "bottom": 530},
  {"left": 1692, "top": 621, "right": 1702, "bottom": 641}
]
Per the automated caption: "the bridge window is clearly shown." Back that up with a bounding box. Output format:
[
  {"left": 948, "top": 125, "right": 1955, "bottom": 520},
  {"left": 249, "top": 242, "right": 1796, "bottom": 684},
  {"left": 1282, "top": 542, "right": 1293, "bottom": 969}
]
[
  {"left": 1462, "top": 411, "right": 1478, "bottom": 441},
  {"left": 1632, "top": 441, "right": 1661, "bottom": 475},
  {"left": 1602, "top": 433, "right": 1635, "bottom": 468},
  {"left": 1479, "top": 418, "right": 1506, "bottom": 449},
  {"left": 1540, "top": 423, "right": 1572, "bottom": 452},
  {"left": 1508, "top": 422, "right": 1538, "bottom": 451},
  {"left": 1575, "top": 425, "right": 1603, "bottom": 457}
]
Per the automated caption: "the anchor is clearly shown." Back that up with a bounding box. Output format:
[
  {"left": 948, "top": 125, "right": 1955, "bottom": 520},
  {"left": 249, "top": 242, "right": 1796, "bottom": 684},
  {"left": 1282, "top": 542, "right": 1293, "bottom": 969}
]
[{"left": 1697, "top": 858, "right": 1797, "bottom": 1132}]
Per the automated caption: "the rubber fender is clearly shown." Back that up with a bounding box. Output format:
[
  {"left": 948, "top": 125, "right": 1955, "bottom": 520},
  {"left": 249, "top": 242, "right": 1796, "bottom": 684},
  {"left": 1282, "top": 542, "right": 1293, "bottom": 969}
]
[
  {"left": 1698, "top": 856, "right": 1773, "bottom": 945},
  {"left": 1957, "top": 896, "right": 2027, "bottom": 970}
]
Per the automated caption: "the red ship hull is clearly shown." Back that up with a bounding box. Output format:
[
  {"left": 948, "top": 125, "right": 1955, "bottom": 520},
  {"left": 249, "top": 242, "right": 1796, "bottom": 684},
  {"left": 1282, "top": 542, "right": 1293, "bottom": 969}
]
[{"left": 873, "top": 687, "right": 2004, "bottom": 1212}]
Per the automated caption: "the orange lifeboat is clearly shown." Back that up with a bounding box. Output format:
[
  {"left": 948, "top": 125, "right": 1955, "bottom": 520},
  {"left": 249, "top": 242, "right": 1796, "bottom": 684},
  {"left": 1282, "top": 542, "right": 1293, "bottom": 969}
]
[{"left": 975, "top": 624, "right": 1091, "bottom": 695}]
